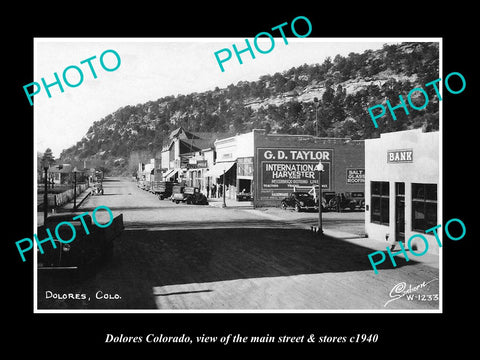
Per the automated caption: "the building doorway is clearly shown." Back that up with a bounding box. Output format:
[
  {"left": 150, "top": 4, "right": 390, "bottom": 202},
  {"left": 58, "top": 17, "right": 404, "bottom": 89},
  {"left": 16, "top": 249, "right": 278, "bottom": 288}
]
[{"left": 238, "top": 178, "right": 252, "bottom": 194}]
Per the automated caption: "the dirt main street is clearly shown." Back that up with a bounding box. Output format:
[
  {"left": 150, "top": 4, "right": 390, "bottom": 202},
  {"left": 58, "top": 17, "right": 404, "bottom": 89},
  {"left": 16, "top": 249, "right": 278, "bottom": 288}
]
[{"left": 36, "top": 177, "right": 440, "bottom": 311}]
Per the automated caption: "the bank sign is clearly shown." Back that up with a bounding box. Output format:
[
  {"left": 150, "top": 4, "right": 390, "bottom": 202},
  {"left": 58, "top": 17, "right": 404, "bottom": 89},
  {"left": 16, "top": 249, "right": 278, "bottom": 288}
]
[
  {"left": 257, "top": 148, "right": 332, "bottom": 197},
  {"left": 387, "top": 149, "right": 413, "bottom": 163}
]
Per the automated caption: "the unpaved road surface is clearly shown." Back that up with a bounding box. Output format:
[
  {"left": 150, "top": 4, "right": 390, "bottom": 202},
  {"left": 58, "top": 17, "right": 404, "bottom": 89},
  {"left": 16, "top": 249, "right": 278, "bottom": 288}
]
[{"left": 37, "top": 177, "right": 440, "bottom": 311}]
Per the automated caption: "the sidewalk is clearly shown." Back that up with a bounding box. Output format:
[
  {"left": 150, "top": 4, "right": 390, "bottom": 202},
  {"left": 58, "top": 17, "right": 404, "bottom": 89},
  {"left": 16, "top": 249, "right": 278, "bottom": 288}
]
[
  {"left": 208, "top": 196, "right": 439, "bottom": 267},
  {"left": 37, "top": 188, "right": 92, "bottom": 226},
  {"left": 207, "top": 196, "right": 253, "bottom": 209},
  {"left": 208, "top": 196, "right": 365, "bottom": 240},
  {"left": 58, "top": 187, "right": 92, "bottom": 211}
]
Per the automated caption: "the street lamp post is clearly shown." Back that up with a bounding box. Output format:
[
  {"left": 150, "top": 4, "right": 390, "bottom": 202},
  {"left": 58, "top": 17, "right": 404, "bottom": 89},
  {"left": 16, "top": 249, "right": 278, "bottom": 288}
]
[
  {"left": 314, "top": 97, "right": 323, "bottom": 237},
  {"left": 314, "top": 97, "right": 319, "bottom": 137},
  {"left": 222, "top": 169, "right": 226, "bottom": 208},
  {"left": 73, "top": 167, "right": 78, "bottom": 211},
  {"left": 317, "top": 161, "right": 324, "bottom": 238},
  {"left": 43, "top": 166, "right": 48, "bottom": 221}
]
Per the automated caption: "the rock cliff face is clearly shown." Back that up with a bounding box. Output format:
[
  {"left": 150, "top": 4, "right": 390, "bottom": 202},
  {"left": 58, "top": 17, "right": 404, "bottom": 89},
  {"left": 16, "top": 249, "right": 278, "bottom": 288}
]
[{"left": 59, "top": 42, "right": 439, "bottom": 175}]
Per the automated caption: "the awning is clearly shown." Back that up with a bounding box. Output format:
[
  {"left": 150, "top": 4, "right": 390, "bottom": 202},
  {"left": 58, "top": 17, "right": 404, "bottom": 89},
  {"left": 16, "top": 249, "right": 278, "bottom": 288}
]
[
  {"left": 163, "top": 168, "right": 179, "bottom": 180},
  {"left": 163, "top": 169, "right": 174, "bottom": 178},
  {"left": 205, "top": 161, "right": 235, "bottom": 178}
]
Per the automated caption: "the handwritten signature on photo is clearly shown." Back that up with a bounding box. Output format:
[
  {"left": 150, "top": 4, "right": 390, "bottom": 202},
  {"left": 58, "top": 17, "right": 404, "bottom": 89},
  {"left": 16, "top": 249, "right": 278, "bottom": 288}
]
[{"left": 384, "top": 278, "right": 438, "bottom": 308}]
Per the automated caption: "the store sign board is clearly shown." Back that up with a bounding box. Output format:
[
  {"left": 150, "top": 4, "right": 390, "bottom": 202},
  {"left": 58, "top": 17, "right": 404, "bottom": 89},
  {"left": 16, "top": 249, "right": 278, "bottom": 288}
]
[
  {"left": 257, "top": 148, "right": 332, "bottom": 194},
  {"left": 387, "top": 149, "right": 413, "bottom": 163},
  {"left": 197, "top": 160, "right": 208, "bottom": 168},
  {"left": 346, "top": 168, "right": 365, "bottom": 184}
]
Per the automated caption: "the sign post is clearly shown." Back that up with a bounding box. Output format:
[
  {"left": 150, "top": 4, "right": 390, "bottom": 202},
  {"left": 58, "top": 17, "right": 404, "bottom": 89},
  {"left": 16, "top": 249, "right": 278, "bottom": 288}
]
[
  {"left": 73, "top": 167, "right": 78, "bottom": 211},
  {"left": 317, "top": 161, "right": 324, "bottom": 238},
  {"left": 43, "top": 167, "right": 48, "bottom": 221},
  {"left": 222, "top": 169, "right": 226, "bottom": 208}
]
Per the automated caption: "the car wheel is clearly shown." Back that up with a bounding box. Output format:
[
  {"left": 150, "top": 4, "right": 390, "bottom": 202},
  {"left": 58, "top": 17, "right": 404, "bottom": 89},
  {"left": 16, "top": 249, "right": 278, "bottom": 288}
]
[
  {"left": 295, "top": 204, "right": 301, "bottom": 212},
  {"left": 281, "top": 201, "right": 287, "bottom": 210}
]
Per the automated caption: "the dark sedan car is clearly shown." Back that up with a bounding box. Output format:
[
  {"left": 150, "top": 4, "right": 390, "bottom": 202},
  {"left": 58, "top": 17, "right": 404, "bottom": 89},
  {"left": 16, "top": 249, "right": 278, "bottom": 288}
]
[
  {"left": 281, "top": 191, "right": 318, "bottom": 212},
  {"left": 37, "top": 212, "right": 124, "bottom": 277}
]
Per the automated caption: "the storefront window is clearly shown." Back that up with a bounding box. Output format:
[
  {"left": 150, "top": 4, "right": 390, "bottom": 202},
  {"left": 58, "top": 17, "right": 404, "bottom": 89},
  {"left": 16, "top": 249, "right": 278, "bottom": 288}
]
[
  {"left": 237, "top": 157, "right": 254, "bottom": 177},
  {"left": 371, "top": 181, "right": 389, "bottom": 225},
  {"left": 412, "top": 183, "right": 437, "bottom": 231}
]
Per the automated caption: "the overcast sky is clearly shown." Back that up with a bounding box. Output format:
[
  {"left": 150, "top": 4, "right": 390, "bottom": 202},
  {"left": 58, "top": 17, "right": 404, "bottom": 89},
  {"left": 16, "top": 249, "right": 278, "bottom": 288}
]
[{"left": 34, "top": 38, "right": 396, "bottom": 158}]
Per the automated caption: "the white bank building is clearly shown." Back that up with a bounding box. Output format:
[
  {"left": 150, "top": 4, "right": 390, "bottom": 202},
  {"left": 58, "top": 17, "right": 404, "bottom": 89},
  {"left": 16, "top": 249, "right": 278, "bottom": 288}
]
[{"left": 365, "top": 129, "right": 441, "bottom": 254}]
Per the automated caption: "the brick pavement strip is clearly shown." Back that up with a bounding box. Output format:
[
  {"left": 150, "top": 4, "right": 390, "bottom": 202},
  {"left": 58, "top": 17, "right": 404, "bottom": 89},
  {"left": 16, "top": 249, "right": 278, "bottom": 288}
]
[{"left": 36, "top": 177, "right": 439, "bottom": 311}]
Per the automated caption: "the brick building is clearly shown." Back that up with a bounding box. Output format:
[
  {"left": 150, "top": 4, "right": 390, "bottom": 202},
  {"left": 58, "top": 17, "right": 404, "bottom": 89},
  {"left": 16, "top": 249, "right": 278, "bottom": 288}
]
[{"left": 252, "top": 129, "right": 365, "bottom": 207}]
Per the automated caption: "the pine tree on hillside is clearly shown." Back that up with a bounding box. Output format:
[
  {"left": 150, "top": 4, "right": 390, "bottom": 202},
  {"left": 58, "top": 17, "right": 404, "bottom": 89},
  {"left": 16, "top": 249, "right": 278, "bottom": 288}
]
[{"left": 41, "top": 148, "right": 55, "bottom": 168}]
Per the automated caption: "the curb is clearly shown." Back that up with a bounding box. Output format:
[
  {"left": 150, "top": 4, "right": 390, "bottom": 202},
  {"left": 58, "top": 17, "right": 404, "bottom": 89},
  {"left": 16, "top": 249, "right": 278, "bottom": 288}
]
[
  {"left": 243, "top": 207, "right": 366, "bottom": 241},
  {"left": 57, "top": 188, "right": 92, "bottom": 212},
  {"left": 76, "top": 189, "right": 92, "bottom": 209},
  {"left": 207, "top": 199, "right": 254, "bottom": 209}
]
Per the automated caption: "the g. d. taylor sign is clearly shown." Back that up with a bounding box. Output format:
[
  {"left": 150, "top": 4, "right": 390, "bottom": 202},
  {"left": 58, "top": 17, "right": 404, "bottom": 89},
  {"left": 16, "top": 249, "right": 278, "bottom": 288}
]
[{"left": 257, "top": 148, "right": 332, "bottom": 192}]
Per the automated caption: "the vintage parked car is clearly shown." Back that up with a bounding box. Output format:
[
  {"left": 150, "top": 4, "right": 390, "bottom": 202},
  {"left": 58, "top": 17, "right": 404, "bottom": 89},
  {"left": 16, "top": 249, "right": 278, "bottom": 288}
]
[
  {"left": 236, "top": 191, "right": 253, "bottom": 201},
  {"left": 347, "top": 191, "right": 365, "bottom": 211},
  {"left": 184, "top": 187, "right": 209, "bottom": 205},
  {"left": 92, "top": 181, "right": 104, "bottom": 195},
  {"left": 307, "top": 186, "right": 331, "bottom": 211},
  {"left": 281, "top": 191, "right": 318, "bottom": 212},
  {"left": 327, "top": 192, "right": 361, "bottom": 212},
  {"left": 171, "top": 184, "right": 187, "bottom": 204},
  {"left": 153, "top": 181, "right": 174, "bottom": 200},
  {"left": 142, "top": 181, "right": 152, "bottom": 192},
  {"left": 137, "top": 179, "right": 150, "bottom": 190},
  {"left": 37, "top": 212, "right": 124, "bottom": 277}
]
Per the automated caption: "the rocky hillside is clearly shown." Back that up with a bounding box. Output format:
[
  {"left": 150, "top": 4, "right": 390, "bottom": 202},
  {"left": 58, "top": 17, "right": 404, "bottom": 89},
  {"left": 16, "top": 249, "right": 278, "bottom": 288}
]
[{"left": 59, "top": 42, "right": 439, "bottom": 175}]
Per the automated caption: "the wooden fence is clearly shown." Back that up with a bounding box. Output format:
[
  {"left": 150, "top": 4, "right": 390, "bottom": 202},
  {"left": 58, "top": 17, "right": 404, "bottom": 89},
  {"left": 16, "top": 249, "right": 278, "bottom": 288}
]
[{"left": 38, "top": 183, "right": 89, "bottom": 208}]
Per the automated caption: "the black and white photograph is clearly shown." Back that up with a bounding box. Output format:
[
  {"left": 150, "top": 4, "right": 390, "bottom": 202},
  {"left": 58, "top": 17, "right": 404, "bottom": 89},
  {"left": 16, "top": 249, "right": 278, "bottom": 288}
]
[
  {"left": 6, "top": 5, "right": 476, "bottom": 354},
  {"left": 33, "top": 38, "right": 443, "bottom": 312}
]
